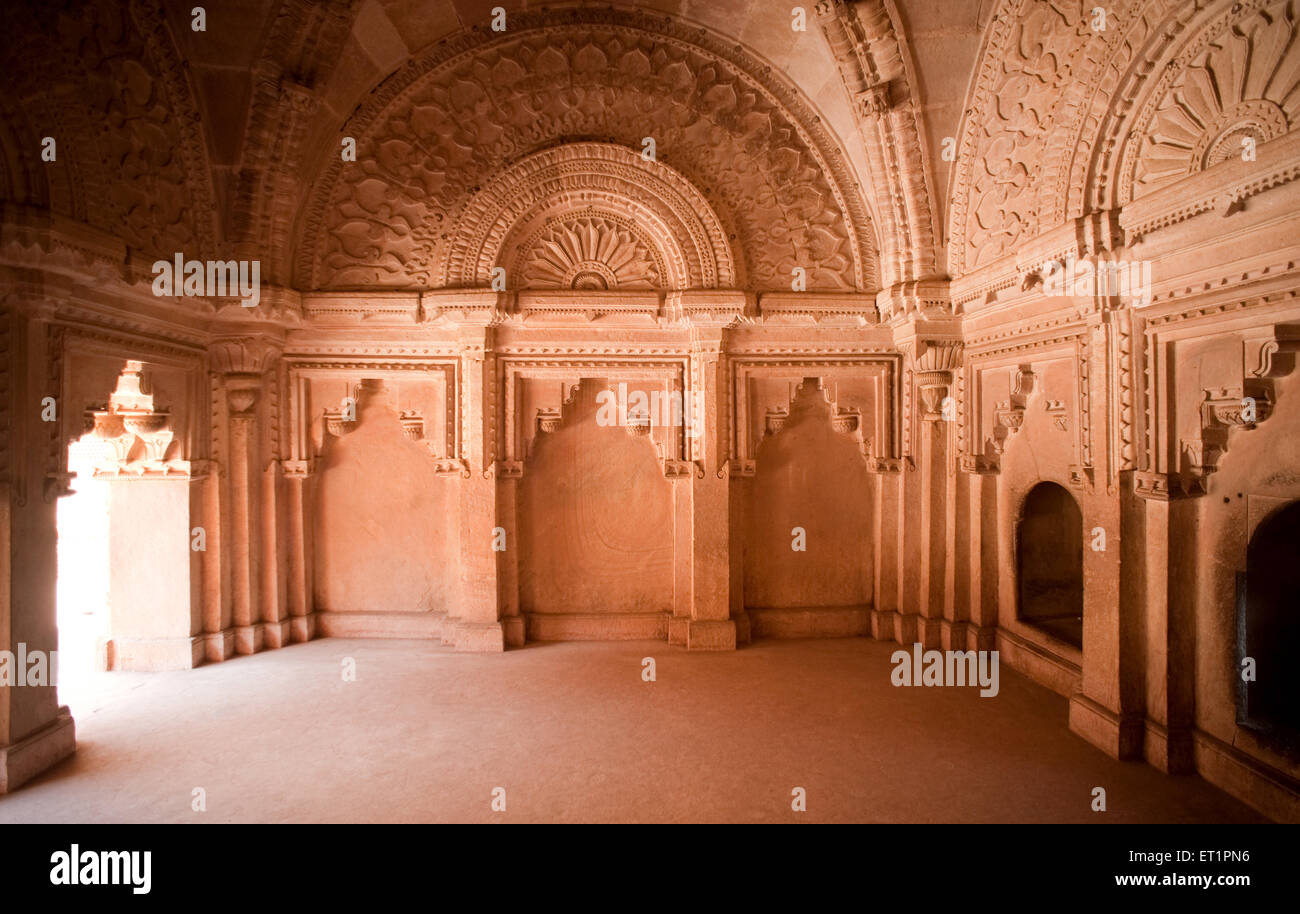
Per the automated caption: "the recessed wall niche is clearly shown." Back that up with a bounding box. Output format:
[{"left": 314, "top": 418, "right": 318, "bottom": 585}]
[
  {"left": 312, "top": 378, "right": 458, "bottom": 632},
  {"left": 517, "top": 378, "right": 676, "bottom": 640}
]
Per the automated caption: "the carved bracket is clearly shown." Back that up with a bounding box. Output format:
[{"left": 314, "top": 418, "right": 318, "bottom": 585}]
[
  {"left": 1181, "top": 385, "right": 1273, "bottom": 478},
  {"left": 959, "top": 453, "right": 1000, "bottom": 475},
  {"left": 915, "top": 340, "right": 963, "bottom": 422},
  {"left": 990, "top": 364, "right": 1035, "bottom": 453},
  {"left": 1135, "top": 469, "right": 1209, "bottom": 501},
  {"left": 1068, "top": 463, "right": 1095, "bottom": 492}
]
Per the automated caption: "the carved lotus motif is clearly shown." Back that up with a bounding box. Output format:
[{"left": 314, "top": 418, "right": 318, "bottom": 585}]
[
  {"left": 1134, "top": 1, "right": 1300, "bottom": 195},
  {"left": 536, "top": 409, "right": 562, "bottom": 435},
  {"left": 765, "top": 407, "right": 789, "bottom": 437},
  {"left": 627, "top": 408, "right": 652, "bottom": 435},
  {"left": 324, "top": 413, "right": 351, "bottom": 437},
  {"left": 519, "top": 218, "right": 660, "bottom": 290}
]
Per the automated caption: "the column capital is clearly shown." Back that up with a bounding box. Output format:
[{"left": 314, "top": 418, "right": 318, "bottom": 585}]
[
  {"left": 877, "top": 279, "right": 953, "bottom": 325},
  {"left": 209, "top": 335, "right": 281, "bottom": 375}
]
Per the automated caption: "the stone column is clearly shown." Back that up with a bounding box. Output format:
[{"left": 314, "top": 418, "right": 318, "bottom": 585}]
[
  {"left": 669, "top": 471, "right": 693, "bottom": 646},
  {"left": 914, "top": 339, "right": 961, "bottom": 648},
  {"left": 199, "top": 448, "right": 232, "bottom": 662},
  {"left": 894, "top": 343, "right": 923, "bottom": 644},
  {"left": 282, "top": 460, "right": 316, "bottom": 643},
  {"left": 209, "top": 336, "right": 281, "bottom": 657},
  {"left": 226, "top": 376, "right": 261, "bottom": 654},
  {"left": 495, "top": 472, "right": 524, "bottom": 647},
  {"left": 1079, "top": 472, "right": 1195, "bottom": 770},
  {"left": 958, "top": 455, "right": 1000, "bottom": 651},
  {"left": 1068, "top": 312, "right": 1148, "bottom": 765},
  {"left": 0, "top": 305, "right": 75, "bottom": 793},
  {"left": 686, "top": 325, "right": 736, "bottom": 650},
  {"left": 453, "top": 320, "right": 507, "bottom": 651},
  {"left": 260, "top": 453, "right": 288, "bottom": 649},
  {"left": 869, "top": 463, "right": 903, "bottom": 641}
]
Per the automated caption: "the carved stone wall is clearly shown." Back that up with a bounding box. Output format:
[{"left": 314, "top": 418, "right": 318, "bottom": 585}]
[
  {"left": 295, "top": 8, "right": 877, "bottom": 292},
  {"left": 313, "top": 379, "right": 458, "bottom": 631},
  {"left": 3, "top": 0, "right": 1300, "bottom": 824}
]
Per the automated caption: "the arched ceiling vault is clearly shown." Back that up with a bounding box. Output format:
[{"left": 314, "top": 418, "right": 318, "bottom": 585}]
[
  {"left": 21, "top": 2, "right": 1293, "bottom": 299},
  {"left": 0, "top": 0, "right": 980, "bottom": 297},
  {"left": 292, "top": 5, "right": 881, "bottom": 293},
  {"left": 948, "top": 0, "right": 1300, "bottom": 276},
  {"left": 0, "top": 0, "right": 219, "bottom": 260}
]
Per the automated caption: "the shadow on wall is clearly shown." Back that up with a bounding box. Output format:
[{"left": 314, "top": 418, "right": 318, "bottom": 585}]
[
  {"left": 745, "top": 379, "right": 872, "bottom": 611},
  {"left": 518, "top": 379, "right": 674, "bottom": 616},
  {"left": 313, "top": 380, "right": 457, "bottom": 614}
]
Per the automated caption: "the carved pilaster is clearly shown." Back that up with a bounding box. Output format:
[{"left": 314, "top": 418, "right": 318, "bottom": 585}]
[{"left": 210, "top": 335, "right": 280, "bottom": 656}]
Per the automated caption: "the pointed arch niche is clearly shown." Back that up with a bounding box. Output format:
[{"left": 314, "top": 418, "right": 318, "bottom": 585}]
[
  {"left": 743, "top": 378, "right": 874, "bottom": 637},
  {"left": 311, "top": 378, "right": 459, "bottom": 635},
  {"left": 517, "top": 378, "right": 676, "bottom": 640},
  {"left": 1240, "top": 499, "right": 1300, "bottom": 748}
]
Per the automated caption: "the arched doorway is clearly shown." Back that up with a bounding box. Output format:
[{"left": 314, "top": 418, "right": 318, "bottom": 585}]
[
  {"left": 1016, "top": 482, "right": 1084, "bottom": 649},
  {"left": 1239, "top": 500, "right": 1300, "bottom": 747}
]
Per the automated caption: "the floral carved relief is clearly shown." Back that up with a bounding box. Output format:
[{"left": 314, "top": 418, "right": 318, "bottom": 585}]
[
  {"left": 952, "top": 0, "right": 1100, "bottom": 272},
  {"left": 0, "top": 0, "right": 216, "bottom": 259},
  {"left": 1126, "top": 0, "right": 1300, "bottom": 201},
  {"left": 518, "top": 216, "right": 660, "bottom": 291},
  {"left": 299, "top": 10, "right": 875, "bottom": 292}
]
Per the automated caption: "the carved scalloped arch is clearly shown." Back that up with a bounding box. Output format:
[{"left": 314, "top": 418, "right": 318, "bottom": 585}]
[
  {"left": 296, "top": 7, "right": 877, "bottom": 292},
  {"left": 0, "top": 0, "right": 218, "bottom": 259},
  {"left": 950, "top": 0, "right": 1300, "bottom": 274},
  {"left": 445, "top": 142, "right": 734, "bottom": 290},
  {"left": 1097, "top": 0, "right": 1300, "bottom": 209}
]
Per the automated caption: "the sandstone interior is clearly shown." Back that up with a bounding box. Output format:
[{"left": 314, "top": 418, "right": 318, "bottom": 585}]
[{"left": 0, "top": 0, "right": 1299, "bottom": 824}]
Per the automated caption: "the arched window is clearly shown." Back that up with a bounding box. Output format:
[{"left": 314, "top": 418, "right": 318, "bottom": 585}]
[
  {"left": 1016, "top": 482, "right": 1084, "bottom": 649},
  {"left": 1239, "top": 501, "right": 1300, "bottom": 748}
]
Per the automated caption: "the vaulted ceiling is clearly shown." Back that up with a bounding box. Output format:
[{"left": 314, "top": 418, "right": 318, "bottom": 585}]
[{"left": 2, "top": 0, "right": 1294, "bottom": 298}]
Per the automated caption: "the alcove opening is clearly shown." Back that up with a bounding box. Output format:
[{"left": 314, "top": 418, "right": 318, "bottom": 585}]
[
  {"left": 1015, "top": 481, "right": 1084, "bottom": 649},
  {"left": 1237, "top": 500, "right": 1300, "bottom": 752}
]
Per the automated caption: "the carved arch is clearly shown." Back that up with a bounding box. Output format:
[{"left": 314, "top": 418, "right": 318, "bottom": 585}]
[
  {"left": 1089, "top": 0, "right": 1300, "bottom": 211},
  {"left": 295, "top": 7, "right": 878, "bottom": 292},
  {"left": 948, "top": 0, "right": 1121, "bottom": 274},
  {"left": 950, "top": 0, "right": 1300, "bottom": 274},
  {"left": 0, "top": 0, "right": 219, "bottom": 259},
  {"left": 444, "top": 142, "right": 735, "bottom": 290},
  {"left": 816, "top": 0, "right": 943, "bottom": 285}
]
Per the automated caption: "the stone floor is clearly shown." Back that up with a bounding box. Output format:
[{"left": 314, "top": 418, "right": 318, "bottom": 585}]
[{"left": 0, "top": 637, "right": 1266, "bottom": 823}]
